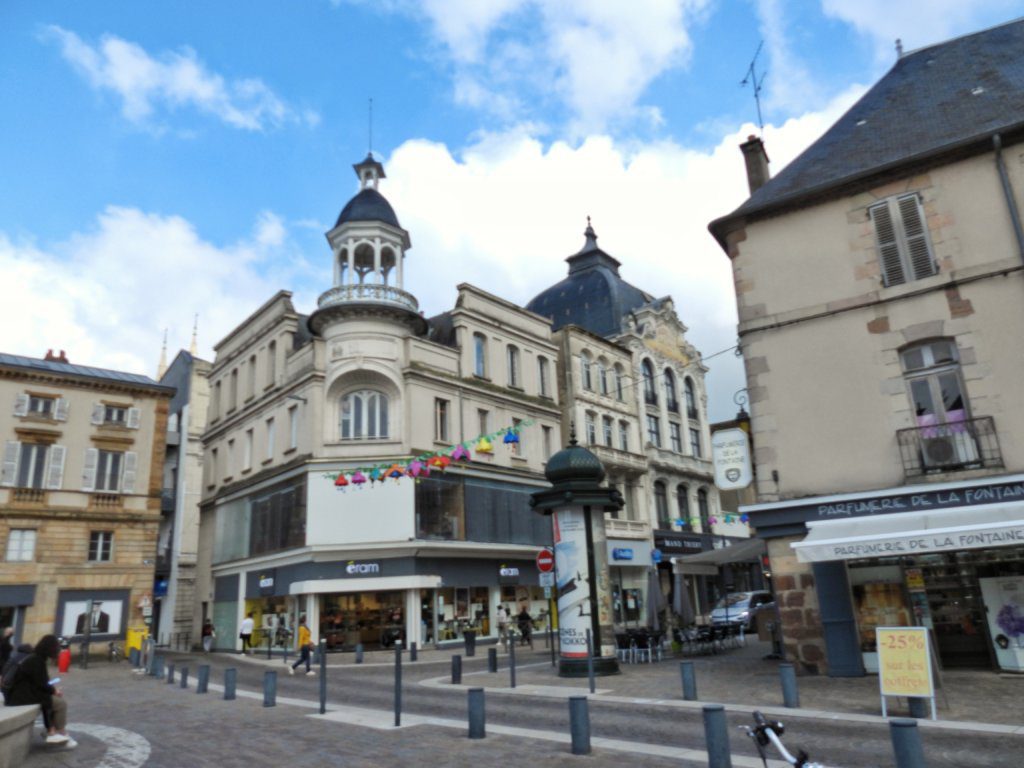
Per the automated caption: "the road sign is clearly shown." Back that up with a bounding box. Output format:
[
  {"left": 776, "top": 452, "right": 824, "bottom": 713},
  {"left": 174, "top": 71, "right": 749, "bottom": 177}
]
[
  {"left": 539, "top": 571, "right": 554, "bottom": 588},
  {"left": 536, "top": 548, "right": 554, "bottom": 573},
  {"left": 543, "top": 586, "right": 552, "bottom": 599}
]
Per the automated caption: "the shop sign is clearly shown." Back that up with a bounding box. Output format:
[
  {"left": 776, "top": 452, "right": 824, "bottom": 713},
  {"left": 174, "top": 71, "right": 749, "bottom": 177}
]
[
  {"left": 712, "top": 428, "right": 753, "bottom": 490},
  {"left": 258, "top": 571, "right": 276, "bottom": 595},
  {"left": 499, "top": 565, "right": 520, "bottom": 585},
  {"left": 651, "top": 548, "right": 662, "bottom": 564},
  {"left": 654, "top": 532, "right": 707, "bottom": 553},
  {"left": 344, "top": 561, "right": 380, "bottom": 576},
  {"left": 798, "top": 521, "right": 1024, "bottom": 562},
  {"left": 611, "top": 548, "right": 634, "bottom": 561},
  {"left": 877, "top": 627, "right": 936, "bottom": 719}
]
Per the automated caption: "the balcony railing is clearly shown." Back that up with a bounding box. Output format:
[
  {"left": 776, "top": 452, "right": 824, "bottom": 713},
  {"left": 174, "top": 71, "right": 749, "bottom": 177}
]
[
  {"left": 317, "top": 283, "right": 420, "bottom": 313},
  {"left": 897, "top": 415, "right": 1003, "bottom": 478},
  {"left": 11, "top": 487, "right": 46, "bottom": 505},
  {"left": 90, "top": 493, "right": 122, "bottom": 510}
]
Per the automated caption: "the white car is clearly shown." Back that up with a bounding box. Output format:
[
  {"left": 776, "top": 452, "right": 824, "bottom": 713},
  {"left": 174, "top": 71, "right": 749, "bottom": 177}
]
[{"left": 709, "top": 591, "right": 774, "bottom": 630}]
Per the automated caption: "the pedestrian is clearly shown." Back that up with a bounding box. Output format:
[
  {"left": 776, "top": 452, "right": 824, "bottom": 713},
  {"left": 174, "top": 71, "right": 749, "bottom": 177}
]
[
  {"left": 201, "top": 619, "right": 215, "bottom": 654},
  {"left": 288, "top": 616, "right": 315, "bottom": 676},
  {"left": 239, "top": 612, "right": 255, "bottom": 655},
  {"left": 3, "top": 635, "right": 76, "bottom": 748},
  {"left": 497, "top": 605, "right": 510, "bottom": 650},
  {"left": 517, "top": 605, "right": 533, "bottom": 648},
  {"left": 0, "top": 627, "right": 13, "bottom": 669},
  {"left": 1, "top": 642, "right": 32, "bottom": 702}
]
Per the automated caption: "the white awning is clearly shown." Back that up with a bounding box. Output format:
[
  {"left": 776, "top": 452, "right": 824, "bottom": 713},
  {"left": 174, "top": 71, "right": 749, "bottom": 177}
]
[
  {"left": 672, "top": 537, "right": 766, "bottom": 575},
  {"left": 791, "top": 500, "right": 1024, "bottom": 563},
  {"left": 289, "top": 575, "right": 442, "bottom": 595}
]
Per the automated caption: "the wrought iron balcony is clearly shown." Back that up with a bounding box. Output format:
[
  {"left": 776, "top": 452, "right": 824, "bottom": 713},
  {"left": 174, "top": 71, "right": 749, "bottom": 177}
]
[
  {"left": 897, "top": 415, "right": 1003, "bottom": 478},
  {"left": 317, "top": 283, "right": 420, "bottom": 313}
]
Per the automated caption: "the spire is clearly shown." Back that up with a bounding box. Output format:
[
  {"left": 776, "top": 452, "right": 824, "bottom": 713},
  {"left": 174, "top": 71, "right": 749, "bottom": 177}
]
[
  {"left": 157, "top": 329, "right": 168, "bottom": 379},
  {"left": 579, "top": 215, "right": 599, "bottom": 254},
  {"left": 189, "top": 314, "right": 198, "bottom": 356},
  {"left": 354, "top": 152, "right": 386, "bottom": 191}
]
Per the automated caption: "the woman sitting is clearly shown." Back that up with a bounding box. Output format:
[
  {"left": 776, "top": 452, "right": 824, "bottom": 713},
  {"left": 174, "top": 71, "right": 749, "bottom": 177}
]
[{"left": 4, "top": 635, "right": 76, "bottom": 748}]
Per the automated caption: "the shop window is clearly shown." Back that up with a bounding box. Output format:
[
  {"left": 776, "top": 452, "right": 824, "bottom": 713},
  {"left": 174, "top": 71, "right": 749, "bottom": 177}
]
[
  {"left": 340, "top": 389, "right": 389, "bottom": 440},
  {"left": 416, "top": 474, "right": 465, "bottom": 540},
  {"left": 654, "top": 481, "right": 670, "bottom": 528}
]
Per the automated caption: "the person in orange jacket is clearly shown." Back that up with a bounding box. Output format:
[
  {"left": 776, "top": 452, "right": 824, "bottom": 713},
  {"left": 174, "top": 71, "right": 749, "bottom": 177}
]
[{"left": 288, "top": 617, "right": 314, "bottom": 676}]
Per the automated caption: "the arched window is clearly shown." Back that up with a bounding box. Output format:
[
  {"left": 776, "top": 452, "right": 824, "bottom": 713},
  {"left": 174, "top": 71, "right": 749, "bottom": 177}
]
[
  {"left": 580, "top": 351, "right": 593, "bottom": 391},
  {"left": 642, "top": 359, "right": 657, "bottom": 405},
  {"left": 676, "top": 484, "right": 691, "bottom": 530},
  {"left": 614, "top": 364, "right": 626, "bottom": 401},
  {"left": 585, "top": 411, "right": 597, "bottom": 444},
  {"left": 654, "top": 481, "right": 670, "bottom": 528},
  {"left": 598, "top": 358, "right": 609, "bottom": 395},
  {"left": 664, "top": 369, "right": 678, "bottom": 412},
  {"left": 685, "top": 378, "right": 698, "bottom": 420},
  {"left": 473, "top": 333, "right": 487, "bottom": 378},
  {"left": 697, "top": 488, "right": 710, "bottom": 531},
  {"left": 538, "top": 356, "right": 550, "bottom": 397},
  {"left": 340, "top": 390, "right": 389, "bottom": 440},
  {"left": 507, "top": 345, "right": 520, "bottom": 387}
]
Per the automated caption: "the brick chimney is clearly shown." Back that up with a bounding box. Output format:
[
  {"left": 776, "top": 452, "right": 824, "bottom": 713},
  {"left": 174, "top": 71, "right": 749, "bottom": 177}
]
[
  {"left": 740, "top": 134, "right": 771, "bottom": 195},
  {"left": 43, "top": 349, "right": 69, "bottom": 363}
]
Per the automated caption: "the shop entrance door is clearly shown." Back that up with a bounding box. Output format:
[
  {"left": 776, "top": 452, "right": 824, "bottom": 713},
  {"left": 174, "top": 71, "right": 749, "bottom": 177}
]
[{"left": 919, "top": 553, "right": 990, "bottom": 668}]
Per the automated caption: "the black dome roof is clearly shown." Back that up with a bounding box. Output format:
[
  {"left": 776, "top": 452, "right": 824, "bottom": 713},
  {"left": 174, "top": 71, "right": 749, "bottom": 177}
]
[
  {"left": 335, "top": 188, "right": 402, "bottom": 229},
  {"left": 544, "top": 440, "right": 606, "bottom": 486}
]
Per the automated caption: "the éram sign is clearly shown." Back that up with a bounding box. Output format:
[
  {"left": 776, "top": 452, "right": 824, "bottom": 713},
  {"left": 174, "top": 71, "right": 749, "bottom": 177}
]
[{"left": 711, "top": 428, "right": 752, "bottom": 491}]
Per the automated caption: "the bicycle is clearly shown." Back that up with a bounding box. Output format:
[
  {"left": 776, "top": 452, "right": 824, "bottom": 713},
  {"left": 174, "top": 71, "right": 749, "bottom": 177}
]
[{"left": 741, "top": 711, "right": 827, "bottom": 768}]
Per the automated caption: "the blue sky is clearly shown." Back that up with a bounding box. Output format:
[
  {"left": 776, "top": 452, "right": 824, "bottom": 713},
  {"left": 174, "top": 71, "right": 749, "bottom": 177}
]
[{"left": 1, "top": 1, "right": 1019, "bottom": 420}]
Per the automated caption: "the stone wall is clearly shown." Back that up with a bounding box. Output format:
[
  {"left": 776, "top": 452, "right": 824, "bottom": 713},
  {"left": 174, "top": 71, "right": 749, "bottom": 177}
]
[{"left": 767, "top": 536, "right": 827, "bottom": 674}]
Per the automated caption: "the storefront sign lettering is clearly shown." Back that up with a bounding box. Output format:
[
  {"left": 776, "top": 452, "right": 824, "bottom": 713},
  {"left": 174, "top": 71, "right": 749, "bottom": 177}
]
[
  {"left": 345, "top": 561, "right": 380, "bottom": 575},
  {"left": 811, "top": 480, "right": 1024, "bottom": 519},
  {"left": 611, "top": 548, "right": 634, "bottom": 561},
  {"left": 824, "top": 526, "right": 1024, "bottom": 560},
  {"left": 258, "top": 576, "right": 274, "bottom": 589},
  {"left": 499, "top": 567, "right": 520, "bottom": 577}
]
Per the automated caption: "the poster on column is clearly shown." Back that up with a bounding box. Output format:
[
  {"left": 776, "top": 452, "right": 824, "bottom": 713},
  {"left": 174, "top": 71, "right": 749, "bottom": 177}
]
[
  {"left": 979, "top": 576, "right": 1024, "bottom": 672},
  {"left": 588, "top": 507, "right": 616, "bottom": 658},
  {"left": 553, "top": 508, "right": 591, "bottom": 658}
]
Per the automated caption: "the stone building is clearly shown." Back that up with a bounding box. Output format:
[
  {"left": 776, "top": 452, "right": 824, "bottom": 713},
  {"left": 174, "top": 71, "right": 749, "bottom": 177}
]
[
  {"left": 709, "top": 20, "right": 1024, "bottom": 674},
  {"left": 0, "top": 351, "right": 173, "bottom": 647}
]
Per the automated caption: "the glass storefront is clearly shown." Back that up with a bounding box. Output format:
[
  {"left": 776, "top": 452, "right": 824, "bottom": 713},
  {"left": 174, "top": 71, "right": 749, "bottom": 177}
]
[
  {"left": 500, "top": 585, "right": 551, "bottom": 633},
  {"left": 611, "top": 569, "right": 647, "bottom": 626},
  {"left": 320, "top": 591, "right": 404, "bottom": 650},
  {"left": 243, "top": 596, "right": 297, "bottom": 650},
  {"left": 434, "top": 586, "right": 490, "bottom": 641}
]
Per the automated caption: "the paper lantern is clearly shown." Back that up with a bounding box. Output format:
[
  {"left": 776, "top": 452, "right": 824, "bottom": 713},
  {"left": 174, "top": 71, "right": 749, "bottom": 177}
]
[
  {"left": 407, "top": 460, "right": 425, "bottom": 478},
  {"left": 428, "top": 455, "right": 450, "bottom": 471},
  {"left": 740, "top": 514, "right": 750, "bottom": 524},
  {"left": 369, "top": 468, "right": 383, "bottom": 484},
  {"left": 451, "top": 444, "right": 471, "bottom": 462},
  {"left": 387, "top": 464, "right": 404, "bottom": 481},
  {"left": 476, "top": 436, "right": 493, "bottom": 453},
  {"left": 502, "top": 430, "right": 520, "bottom": 446},
  {"left": 350, "top": 471, "right": 367, "bottom": 486},
  {"left": 334, "top": 474, "right": 349, "bottom": 488},
  {"left": 709, "top": 516, "right": 718, "bottom": 526}
]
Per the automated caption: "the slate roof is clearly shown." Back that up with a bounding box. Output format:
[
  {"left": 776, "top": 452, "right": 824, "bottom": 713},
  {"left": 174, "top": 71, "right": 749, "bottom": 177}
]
[
  {"left": 0, "top": 352, "right": 174, "bottom": 392},
  {"left": 426, "top": 311, "right": 458, "bottom": 348},
  {"left": 710, "top": 18, "right": 1024, "bottom": 242},
  {"left": 526, "top": 225, "right": 654, "bottom": 339},
  {"left": 334, "top": 187, "right": 402, "bottom": 229}
]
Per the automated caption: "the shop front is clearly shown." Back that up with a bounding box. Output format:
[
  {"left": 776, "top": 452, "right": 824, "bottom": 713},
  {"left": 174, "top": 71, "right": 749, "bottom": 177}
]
[
  {"left": 0, "top": 585, "right": 34, "bottom": 643},
  {"left": 607, "top": 540, "right": 651, "bottom": 627},
  {"left": 748, "top": 472, "right": 1024, "bottom": 675}
]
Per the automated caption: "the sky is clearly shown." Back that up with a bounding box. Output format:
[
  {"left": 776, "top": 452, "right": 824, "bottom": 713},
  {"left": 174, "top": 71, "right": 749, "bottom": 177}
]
[{"left": 1, "top": 1, "right": 1020, "bottom": 421}]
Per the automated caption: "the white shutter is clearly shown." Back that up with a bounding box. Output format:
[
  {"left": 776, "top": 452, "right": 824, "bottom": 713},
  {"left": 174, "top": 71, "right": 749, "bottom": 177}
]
[
  {"left": 870, "top": 202, "right": 905, "bottom": 287},
  {"left": 46, "top": 445, "right": 66, "bottom": 489},
  {"left": 54, "top": 398, "right": 69, "bottom": 422},
  {"left": 898, "top": 194, "right": 936, "bottom": 280},
  {"left": 127, "top": 407, "right": 141, "bottom": 429},
  {"left": 82, "top": 448, "right": 98, "bottom": 491},
  {"left": 121, "top": 451, "right": 138, "bottom": 494},
  {"left": 1, "top": 441, "right": 20, "bottom": 486},
  {"left": 13, "top": 394, "right": 29, "bottom": 416},
  {"left": 91, "top": 404, "right": 105, "bottom": 425}
]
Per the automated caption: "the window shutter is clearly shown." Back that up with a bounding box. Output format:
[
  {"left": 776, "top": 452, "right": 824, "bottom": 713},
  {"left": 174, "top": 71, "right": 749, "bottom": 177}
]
[
  {"left": 91, "top": 404, "right": 105, "bottom": 425},
  {"left": 898, "top": 195, "right": 936, "bottom": 280},
  {"left": 54, "top": 398, "right": 69, "bottom": 422},
  {"left": 82, "top": 447, "right": 98, "bottom": 491},
  {"left": 870, "top": 202, "right": 906, "bottom": 286},
  {"left": 127, "top": 407, "right": 141, "bottom": 429},
  {"left": 1, "top": 441, "right": 20, "bottom": 486},
  {"left": 46, "top": 445, "right": 66, "bottom": 489},
  {"left": 121, "top": 451, "right": 138, "bottom": 494},
  {"left": 13, "top": 393, "right": 29, "bottom": 417}
]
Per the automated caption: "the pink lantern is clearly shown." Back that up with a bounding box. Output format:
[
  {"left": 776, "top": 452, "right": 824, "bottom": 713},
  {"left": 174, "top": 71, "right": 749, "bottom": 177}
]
[
  {"left": 451, "top": 444, "right": 471, "bottom": 462},
  {"left": 407, "top": 460, "right": 424, "bottom": 478},
  {"left": 350, "top": 471, "right": 367, "bottom": 487}
]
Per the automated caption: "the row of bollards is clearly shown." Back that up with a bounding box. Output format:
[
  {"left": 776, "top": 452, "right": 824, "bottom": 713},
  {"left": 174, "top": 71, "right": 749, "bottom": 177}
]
[
  {"left": 463, "top": 688, "right": 591, "bottom": 755},
  {"left": 678, "top": 660, "right": 799, "bottom": 709}
]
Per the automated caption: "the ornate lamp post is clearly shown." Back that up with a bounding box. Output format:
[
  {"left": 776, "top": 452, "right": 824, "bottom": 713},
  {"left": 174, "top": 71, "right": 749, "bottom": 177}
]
[{"left": 530, "top": 432, "right": 623, "bottom": 677}]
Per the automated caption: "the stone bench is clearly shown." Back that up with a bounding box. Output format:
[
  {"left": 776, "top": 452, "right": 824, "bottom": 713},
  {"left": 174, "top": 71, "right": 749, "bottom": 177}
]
[{"left": 0, "top": 704, "right": 40, "bottom": 768}]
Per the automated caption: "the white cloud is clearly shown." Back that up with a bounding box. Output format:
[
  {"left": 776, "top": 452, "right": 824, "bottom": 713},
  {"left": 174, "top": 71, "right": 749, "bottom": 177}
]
[
  {"left": 42, "top": 26, "right": 317, "bottom": 131},
  {"left": 754, "top": 0, "right": 826, "bottom": 114}
]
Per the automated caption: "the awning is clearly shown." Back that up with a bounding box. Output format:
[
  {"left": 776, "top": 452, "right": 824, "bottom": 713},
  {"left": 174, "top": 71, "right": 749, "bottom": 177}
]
[
  {"left": 792, "top": 500, "right": 1024, "bottom": 563},
  {"left": 672, "top": 537, "right": 767, "bottom": 575},
  {"left": 289, "top": 575, "right": 442, "bottom": 595}
]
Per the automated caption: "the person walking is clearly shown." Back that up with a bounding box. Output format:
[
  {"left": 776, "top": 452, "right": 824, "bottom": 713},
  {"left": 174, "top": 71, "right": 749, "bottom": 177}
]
[
  {"left": 517, "top": 605, "right": 534, "bottom": 649},
  {"left": 4, "top": 635, "right": 76, "bottom": 748},
  {"left": 239, "top": 613, "right": 255, "bottom": 655},
  {"left": 288, "top": 617, "right": 314, "bottom": 676},
  {"left": 0, "top": 627, "right": 13, "bottom": 670},
  {"left": 201, "top": 619, "right": 215, "bottom": 654},
  {"left": 497, "top": 605, "right": 510, "bottom": 651}
]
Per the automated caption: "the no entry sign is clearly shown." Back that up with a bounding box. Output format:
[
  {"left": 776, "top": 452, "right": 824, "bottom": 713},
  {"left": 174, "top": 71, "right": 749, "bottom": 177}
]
[{"left": 536, "top": 548, "right": 554, "bottom": 573}]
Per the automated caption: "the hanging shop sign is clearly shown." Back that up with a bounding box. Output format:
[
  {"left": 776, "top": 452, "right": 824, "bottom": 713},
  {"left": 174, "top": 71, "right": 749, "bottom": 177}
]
[{"left": 712, "top": 428, "right": 753, "bottom": 490}]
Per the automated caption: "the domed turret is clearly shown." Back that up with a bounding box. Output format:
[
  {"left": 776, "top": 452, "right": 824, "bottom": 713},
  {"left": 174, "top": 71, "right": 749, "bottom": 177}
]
[{"left": 544, "top": 435, "right": 606, "bottom": 486}]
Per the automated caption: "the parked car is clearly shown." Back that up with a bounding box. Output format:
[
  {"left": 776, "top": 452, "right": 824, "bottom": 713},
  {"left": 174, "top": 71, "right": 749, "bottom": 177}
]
[{"left": 710, "top": 591, "right": 774, "bottom": 630}]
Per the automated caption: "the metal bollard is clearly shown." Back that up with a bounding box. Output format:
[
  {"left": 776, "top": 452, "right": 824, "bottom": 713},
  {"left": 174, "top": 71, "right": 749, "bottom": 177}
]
[
  {"left": 488, "top": 647, "right": 498, "bottom": 673},
  {"left": 263, "top": 670, "right": 277, "bottom": 707},
  {"left": 153, "top": 654, "right": 165, "bottom": 679},
  {"left": 702, "top": 704, "right": 733, "bottom": 768},
  {"left": 468, "top": 688, "right": 486, "bottom": 739},
  {"left": 890, "top": 718, "right": 927, "bottom": 768},
  {"left": 585, "top": 629, "right": 595, "bottom": 694},
  {"left": 179, "top": 666, "right": 189, "bottom": 689},
  {"left": 509, "top": 637, "right": 516, "bottom": 689},
  {"left": 166, "top": 663, "right": 175, "bottom": 685},
  {"left": 451, "top": 655, "right": 462, "bottom": 685},
  {"left": 569, "top": 696, "right": 591, "bottom": 755},
  {"left": 129, "top": 648, "right": 140, "bottom": 666},
  {"left": 197, "top": 665, "right": 210, "bottom": 694},
  {"left": 410, "top": 641, "right": 418, "bottom": 662},
  {"left": 779, "top": 663, "right": 800, "bottom": 708},
  {"left": 680, "top": 660, "right": 698, "bottom": 701},
  {"left": 224, "top": 668, "right": 237, "bottom": 700},
  {"left": 319, "top": 639, "right": 327, "bottom": 715},
  {"left": 907, "top": 697, "right": 928, "bottom": 719},
  {"left": 355, "top": 643, "right": 364, "bottom": 664},
  {"left": 394, "top": 646, "right": 402, "bottom": 727}
]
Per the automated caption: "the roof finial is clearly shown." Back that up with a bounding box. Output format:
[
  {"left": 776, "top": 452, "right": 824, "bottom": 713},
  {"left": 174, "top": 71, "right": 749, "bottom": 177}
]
[
  {"left": 189, "top": 314, "right": 198, "bottom": 356},
  {"left": 157, "top": 328, "right": 168, "bottom": 379},
  {"left": 368, "top": 97, "right": 373, "bottom": 156},
  {"left": 580, "top": 216, "right": 598, "bottom": 252},
  {"left": 568, "top": 420, "right": 578, "bottom": 447},
  {"left": 895, "top": 38, "right": 903, "bottom": 58}
]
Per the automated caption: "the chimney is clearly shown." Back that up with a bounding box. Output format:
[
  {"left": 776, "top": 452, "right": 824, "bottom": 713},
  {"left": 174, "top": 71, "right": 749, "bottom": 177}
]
[
  {"left": 740, "top": 134, "right": 771, "bottom": 195},
  {"left": 44, "top": 348, "right": 56, "bottom": 361},
  {"left": 58, "top": 350, "right": 69, "bottom": 363}
]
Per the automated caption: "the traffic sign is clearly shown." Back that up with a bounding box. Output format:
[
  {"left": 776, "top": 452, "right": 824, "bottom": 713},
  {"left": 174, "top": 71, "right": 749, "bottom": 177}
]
[
  {"left": 539, "top": 571, "right": 554, "bottom": 588},
  {"left": 543, "top": 586, "right": 552, "bottom": 599},
  {"left": 536, "top": 548, "right": 554, "bottom": 573}
]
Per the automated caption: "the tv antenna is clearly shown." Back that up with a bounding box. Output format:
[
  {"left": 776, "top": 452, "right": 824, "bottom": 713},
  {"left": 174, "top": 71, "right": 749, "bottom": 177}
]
[
  {"left": 740, "top": 41, "right": 767, "bottom": 136},
  {"left": 368, "top": 97, "right": 373, "bottom": 156}
]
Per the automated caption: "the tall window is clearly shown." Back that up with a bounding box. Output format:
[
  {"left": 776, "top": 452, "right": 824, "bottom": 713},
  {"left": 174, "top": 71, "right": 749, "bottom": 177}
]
[
  {"left": 870, "top": 193, "right": 937, "bottom": 287},
  {"left": 642, "top": 359, "right": 657, "bottom": 405},
  {"left": 664, "top": 369, "right": 678, "bottom": 412},
  {"left": 654, "top": 481, "right": 669, "bottom": 527},
  {"left": 213, "top": 381, "right": 222, "bottom": 419},
  {"left": 602, "top": 416, "right": 613, "bottom": 447},
  {"left": 646, "top": 414, "right": 661, "bottom": 447},
  {"left": 697, "top": 489, "right": 710, "bottom": 531},
  {"left": 598, "top": 360, "right": 609, "bottom": 395},
  {"left": 267, "top": 340, "right": 277, "bottom": 386},
  {"left": 477, "top": 409, "right": 489, "bottom": 435},
  {"left": 538, "top": 357, "right": 550, "bottom": 397},
  {"left": 580, "top": 352, "right": 593, "bottom": 391},
  {"left": 689, "top": 428, "right": 702, "bottom": 457},
  {"left": 676, "top": 485, "right": 691, "bottom": 530},
  {"left": 229, "top": 369, "right": 238, "bottom": 411},
  {"left": 96, "top": 450, "right": 123, "bottom": 492},
  {"left": 585, "top": 412, "right": 597, "bottom": 445},
  {"left": 265, "top": 417, "right": 275, "bottom": 461},
  {"left": 226, "top": 439, "right": 235, "bottom": 477},
  {"left": 209, "top": 448, "right": 218, "bottom": 485},
  {"left": 685, "top": 378, "right": 698, "bottom": 420},
  {"left": 89, "top": 531, "right": 114, "bottom": 562},
  {"left": 6, "top": 529, "right": 36, "bottom": 562},
  {"left": 473, "top": 333, "right": 487, "bottom": 377},
  {"left": 901, "top": 340, "right": 975, "bottom": 467},
  {"left": 17, "top": 443, "right": 49, "bottom": 489},
  {"left": 542, "top": 425, "right": 552, "bottom": 460},
  {"left": 248, "top": 355, "right": 257, "bottom": 399},
  {"left": 618, "top": 421, "right": 629, "bottom": 452},
  {"left": 615, "top": 365, "right": 626, "bottom": 401},
  {"left": 340, "top": 390, "right": 388, "bottom": 440},
  {"left": 669, "top": 422, "right": 682, "bottom": 453},
  {"left": 507, "top": 345, "right": 520, "bottom": 387},
  {"left": 289, "top": 405, "right": 299, "bottom": 449},
  {"left": 243, "top": 428, "right": 253, "bottom": 471},
  {"left": 434, "top": 399, "right": 449, "bottom": 442},
  {"left": 27, "top": 395, "right": 55, "bottom": 417},
  {"left": 511, "top": 417, "right": 523, "bottom": 456}
]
